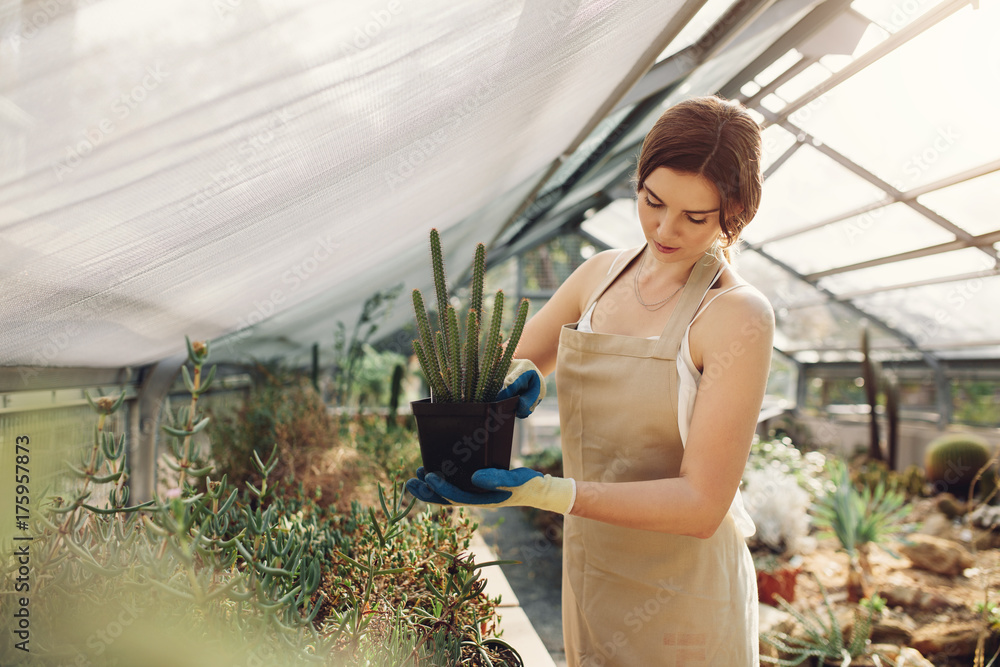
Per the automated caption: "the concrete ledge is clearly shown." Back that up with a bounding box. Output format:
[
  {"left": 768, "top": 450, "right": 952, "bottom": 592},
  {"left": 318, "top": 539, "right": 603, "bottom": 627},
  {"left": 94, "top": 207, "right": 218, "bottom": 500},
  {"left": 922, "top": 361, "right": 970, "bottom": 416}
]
[{"left": 467, "top": 533, "right": 558, "bottom": 667}]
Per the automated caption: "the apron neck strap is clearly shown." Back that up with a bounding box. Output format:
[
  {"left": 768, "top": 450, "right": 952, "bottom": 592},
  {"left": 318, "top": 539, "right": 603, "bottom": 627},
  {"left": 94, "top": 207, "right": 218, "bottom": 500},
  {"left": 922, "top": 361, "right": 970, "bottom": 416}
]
[
  {"left": 651, "top": 252, "right": 723, "bottom": 359},
  {"left": 581, "top": 244, "right": 646, "bottom": 315}
]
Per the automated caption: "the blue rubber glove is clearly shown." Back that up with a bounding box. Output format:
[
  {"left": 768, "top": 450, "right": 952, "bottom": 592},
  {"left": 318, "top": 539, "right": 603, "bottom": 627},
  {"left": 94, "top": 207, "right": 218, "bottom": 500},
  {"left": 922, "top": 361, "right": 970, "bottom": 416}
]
[
  {"left": 406, "top": 466, "right": 576, "bottom": 514},
  {"left": 495, "top": 359, "right": 546, "bottom": 418}
]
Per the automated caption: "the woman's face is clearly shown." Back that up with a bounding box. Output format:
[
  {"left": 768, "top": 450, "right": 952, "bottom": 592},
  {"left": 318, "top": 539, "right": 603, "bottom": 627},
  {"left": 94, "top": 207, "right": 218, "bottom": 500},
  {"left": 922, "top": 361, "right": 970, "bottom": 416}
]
[{"left": 637, "top": 167, "right": 725, "bottom": 266}]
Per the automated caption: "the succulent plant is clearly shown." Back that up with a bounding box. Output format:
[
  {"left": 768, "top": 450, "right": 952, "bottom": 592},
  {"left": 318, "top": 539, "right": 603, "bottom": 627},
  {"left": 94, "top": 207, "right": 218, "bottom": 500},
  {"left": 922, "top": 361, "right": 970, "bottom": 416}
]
[
  {"left": 412, "top": 228, "right": 529, "bottom": 403},
  {"left": 925, "top": 432, "right": 994, "bottom": 500}
]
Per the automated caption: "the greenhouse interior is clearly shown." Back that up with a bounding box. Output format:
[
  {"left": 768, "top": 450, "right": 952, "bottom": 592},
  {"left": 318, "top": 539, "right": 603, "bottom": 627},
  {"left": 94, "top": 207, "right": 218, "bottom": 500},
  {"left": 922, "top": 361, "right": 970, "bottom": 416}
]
[{"left": 1, "top": 0, "right": 999, "bottom": 665}]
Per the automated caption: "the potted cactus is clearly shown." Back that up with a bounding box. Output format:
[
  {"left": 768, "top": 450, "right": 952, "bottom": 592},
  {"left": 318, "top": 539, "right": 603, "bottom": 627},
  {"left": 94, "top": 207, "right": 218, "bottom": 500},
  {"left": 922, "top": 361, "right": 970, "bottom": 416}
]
[{"left": 410, "top": 228, "right": 529, "bottom": 493}]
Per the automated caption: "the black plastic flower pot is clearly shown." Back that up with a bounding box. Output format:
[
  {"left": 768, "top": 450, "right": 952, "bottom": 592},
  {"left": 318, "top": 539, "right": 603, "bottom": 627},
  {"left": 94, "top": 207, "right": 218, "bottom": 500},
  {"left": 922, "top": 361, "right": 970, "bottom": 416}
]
[{"left": 411, "top": 395, "right": 519, "bottom": 494}]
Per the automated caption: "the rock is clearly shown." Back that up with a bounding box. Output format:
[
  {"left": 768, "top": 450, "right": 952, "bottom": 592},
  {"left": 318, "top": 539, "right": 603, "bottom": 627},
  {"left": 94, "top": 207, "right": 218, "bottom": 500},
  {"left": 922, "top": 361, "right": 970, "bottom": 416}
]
[
  {"left": 869, "top": 645, "right": 935, "bottom": 667},
  {"left": 870, "top": 613, "right": 917, "bottom": 645},
  {"left": 758, "top": 603, "right": 797, "bottom": 661},
  {"left": 898, "top": 534, "right": 974, "bottom": 576},
  {"left": 971, "top": 526, "right": 1000, "bottom": 550},
  {"left": 917, "top": 512, "right": 956, "bottom": 539},
  {"left": 759, "top": 603, "right": 797, "bottom": 636},
  {"left": 912, "top": 621, "right": 982, "bottom": 658},
  {"left": 869, "top": 644, "right": 901, "bottom": 661},
  {"left": 882, "top": 584, "right": 957, "bottom": 611}
]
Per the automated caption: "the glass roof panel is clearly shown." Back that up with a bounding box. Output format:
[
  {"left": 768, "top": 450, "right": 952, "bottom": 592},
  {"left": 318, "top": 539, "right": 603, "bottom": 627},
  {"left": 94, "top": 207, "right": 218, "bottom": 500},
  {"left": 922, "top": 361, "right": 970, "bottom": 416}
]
[
  {"left": 918, "top": 170, "right": 1000, "bottom": 236},
  {"left": 734, "top": 250, "right": 904, "bottom": 360},
  {"left": 759, "top": 124, "right": 797, "bottom": 173},
  {"left": 845, "top": 22, "right": 889, "bottom": 59},
  {"left": 851, "top": 0, "right": 947, "bottom": 34},
  {"left": 853, "top": 275, "right": 1000, "bottom": 349},
  {"left": 819, "top": 53, "right": 854, "bottom": 74},
  {"left": 760, "top": 203, "right": 955, "bottom": 275},
  {"left": 777, "top": 301, "right": 908, "bottom": 362},
  {"left": 774, "top": 62, "right": 832, "bottom": 103},
  {"left": 733, "top": 249, "right": 822, "bottom": 312},
  {"left": 760, "top": 93, "right": 787, "bottom": 113},
  {"left": 744, "top": 145, "right": 886, "bottom": 243},
  {"left": 740, "top": 80, "right": 762, "bottom": 98},
  {"left": 754, "top": 49, "right": 801, "bottom": 87},
  {"left": 790, "top": 2, "right": 1000, "bottom": 191},
  {"left": 657, "top": 0, "right": 744, "bottom": 61},
  {"left": 818, "top": 247, "right": 995, "bottom": 294}
]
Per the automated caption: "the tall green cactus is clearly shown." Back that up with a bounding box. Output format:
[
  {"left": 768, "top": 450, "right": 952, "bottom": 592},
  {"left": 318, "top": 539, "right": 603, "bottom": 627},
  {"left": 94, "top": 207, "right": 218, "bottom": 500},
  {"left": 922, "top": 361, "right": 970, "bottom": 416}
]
[{"left": 412, "top": 228, "right": 530, "bottom": 403}]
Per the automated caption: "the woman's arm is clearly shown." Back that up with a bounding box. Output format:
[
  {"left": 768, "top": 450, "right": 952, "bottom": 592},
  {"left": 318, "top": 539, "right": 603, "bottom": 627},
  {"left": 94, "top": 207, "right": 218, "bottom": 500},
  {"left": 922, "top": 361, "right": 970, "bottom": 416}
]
[
  {"left": 568, "top": 288, "right": 775, "bottom": 538},
  {"left": 513, "top": 249, "right": 620, "bottom": 377}
]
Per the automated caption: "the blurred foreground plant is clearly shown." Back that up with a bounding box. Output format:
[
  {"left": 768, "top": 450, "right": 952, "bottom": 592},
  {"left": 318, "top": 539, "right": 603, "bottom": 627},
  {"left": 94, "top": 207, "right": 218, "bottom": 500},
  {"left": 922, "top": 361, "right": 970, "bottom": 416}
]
[{"left": 1, "top": 337, "right": 517, "bottom": 666}]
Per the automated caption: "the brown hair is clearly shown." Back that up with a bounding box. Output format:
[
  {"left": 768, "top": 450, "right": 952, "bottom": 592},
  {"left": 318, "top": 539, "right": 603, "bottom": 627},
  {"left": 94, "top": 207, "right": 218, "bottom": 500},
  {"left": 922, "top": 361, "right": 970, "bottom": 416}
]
[{"left": 633, "top": 96, "right": 762, "bottom": 262}]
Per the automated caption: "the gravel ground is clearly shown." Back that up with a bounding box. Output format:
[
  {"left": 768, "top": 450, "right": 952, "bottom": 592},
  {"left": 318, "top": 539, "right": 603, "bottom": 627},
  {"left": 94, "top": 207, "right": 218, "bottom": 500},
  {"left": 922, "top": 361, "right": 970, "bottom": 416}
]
[{"left": 474, "top": 506, "right": 567, "bottom": 667}]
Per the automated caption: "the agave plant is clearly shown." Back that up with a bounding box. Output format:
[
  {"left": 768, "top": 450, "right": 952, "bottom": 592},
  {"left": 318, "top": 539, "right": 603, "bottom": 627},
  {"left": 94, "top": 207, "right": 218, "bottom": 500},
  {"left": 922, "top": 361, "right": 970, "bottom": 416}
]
[
  {"left": 811, "top": 458, "right": 911, "bottom": 602},
  {"left": 412, "top": 228, "right": 529, "bottom": 403}
]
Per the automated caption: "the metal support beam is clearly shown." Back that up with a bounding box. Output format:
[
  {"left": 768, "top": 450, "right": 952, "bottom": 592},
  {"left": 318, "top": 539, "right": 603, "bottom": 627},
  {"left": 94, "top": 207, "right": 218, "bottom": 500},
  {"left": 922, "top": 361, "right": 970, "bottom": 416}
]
[
  {"left": 128, "top": 353, "right": 185, "bottom": 503},
  {"left": 756, "top": 151, "right": 1000, "bottom": 245},
  {"left": 0, "top": 366, "right": 133, "bottom": 393},
  {"left": 720, "top": 0, "right": 856, "bottom": 99},
  {"left": 490, "top": 0, "right": 713, "bottom": 249},
  {"left": 805, "top": 228, "right": 1000, "bottom": 281},
  {"left": 764, "top": 0, "right": 974, "bottom": 128}
]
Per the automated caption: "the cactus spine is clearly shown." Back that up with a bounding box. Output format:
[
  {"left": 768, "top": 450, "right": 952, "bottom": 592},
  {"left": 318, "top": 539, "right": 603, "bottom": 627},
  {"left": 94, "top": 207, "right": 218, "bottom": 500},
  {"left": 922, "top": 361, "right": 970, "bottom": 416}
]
[{"left": 411, "top": 229, "right": 530, "bottom": 403}]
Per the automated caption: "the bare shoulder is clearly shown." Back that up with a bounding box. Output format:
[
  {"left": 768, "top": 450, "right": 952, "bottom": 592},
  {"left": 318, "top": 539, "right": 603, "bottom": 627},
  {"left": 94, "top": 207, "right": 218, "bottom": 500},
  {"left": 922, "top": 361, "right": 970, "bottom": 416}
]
[
  {"left": 565, "top": 248, "right": 628, "bottom": 310},
  {"left": 705, "top": 279, "right": 773, "bottom": 333},
  {"left": 690, "top": 270, "right": 774, "bottom": 367}
]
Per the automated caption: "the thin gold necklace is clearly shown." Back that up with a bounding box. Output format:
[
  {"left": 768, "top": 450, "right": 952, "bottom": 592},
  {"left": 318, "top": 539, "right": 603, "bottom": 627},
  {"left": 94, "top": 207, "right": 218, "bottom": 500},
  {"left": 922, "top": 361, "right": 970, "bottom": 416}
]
[{"left": 633, "top": 251, "right": 684, "bottom": 311}]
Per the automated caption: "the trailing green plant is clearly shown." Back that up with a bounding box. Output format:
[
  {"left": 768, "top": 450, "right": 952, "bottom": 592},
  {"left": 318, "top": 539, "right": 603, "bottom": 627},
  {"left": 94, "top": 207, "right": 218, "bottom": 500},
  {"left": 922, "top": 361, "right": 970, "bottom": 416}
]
[
  {"left": 412, "top": 228, "right": 529, "bottom": 403},
  {"left": 811, "top": 459, "right": 911, "bottom": 602},
  {"left": 161, "top": 336, "right": 219, "bottom": 494},
  {"left": 760, "top": 574, "right": 884, "bottom": 665}
]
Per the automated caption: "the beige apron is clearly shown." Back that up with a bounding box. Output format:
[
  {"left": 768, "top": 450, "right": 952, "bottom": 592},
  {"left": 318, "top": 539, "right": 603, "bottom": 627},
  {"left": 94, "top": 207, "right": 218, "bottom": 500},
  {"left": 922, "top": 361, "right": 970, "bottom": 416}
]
[{"left": 557, "top": 245, "right": 757, "bottom": 666}]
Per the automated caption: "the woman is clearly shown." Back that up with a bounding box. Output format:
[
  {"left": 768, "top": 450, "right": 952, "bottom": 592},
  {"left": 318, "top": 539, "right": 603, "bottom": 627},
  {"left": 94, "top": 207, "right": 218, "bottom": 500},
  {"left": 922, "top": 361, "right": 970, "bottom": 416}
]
[{"left": 408, "top": 95, "right": 772, "bottom": 665}]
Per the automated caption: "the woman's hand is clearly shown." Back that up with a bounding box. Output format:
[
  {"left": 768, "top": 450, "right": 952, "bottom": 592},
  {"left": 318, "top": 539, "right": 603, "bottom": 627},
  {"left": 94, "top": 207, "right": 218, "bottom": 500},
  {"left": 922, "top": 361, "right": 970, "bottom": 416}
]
[
  {"left": 495, "top": 358, "right": 546, "bottom": 418},
  {"left": 406, "top": 466, "right": 577, "bottom": 514}
]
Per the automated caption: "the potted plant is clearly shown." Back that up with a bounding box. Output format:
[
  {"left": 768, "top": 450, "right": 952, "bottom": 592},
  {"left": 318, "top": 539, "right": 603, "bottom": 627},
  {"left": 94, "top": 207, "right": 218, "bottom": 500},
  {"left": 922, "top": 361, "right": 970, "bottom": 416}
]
[{"left": 410, "top": 228, "right": 529, "bottom": 493}]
